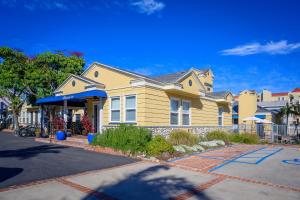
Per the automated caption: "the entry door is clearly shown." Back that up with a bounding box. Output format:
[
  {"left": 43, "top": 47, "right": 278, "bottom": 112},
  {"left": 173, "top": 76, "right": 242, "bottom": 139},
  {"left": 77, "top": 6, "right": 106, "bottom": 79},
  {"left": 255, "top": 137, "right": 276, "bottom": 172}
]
[{"left": 93, "top": 104, "right": 98, "bottom": 133}]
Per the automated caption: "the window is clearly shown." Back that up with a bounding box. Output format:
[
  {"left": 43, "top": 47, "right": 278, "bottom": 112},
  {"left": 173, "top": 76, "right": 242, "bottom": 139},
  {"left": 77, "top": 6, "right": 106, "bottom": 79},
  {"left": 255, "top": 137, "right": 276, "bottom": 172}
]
[
  {"left": 110, "top": 97, "right": 120, "bottom": 122},
  {"left": 125, "top": 95, "right": 136, "bottom": 122},
  {"left": 72, "top": 80, "right": 76, "bottom": 87},
  {"left": 188, "top": 80, "right": 192, "bottom": 86},
  {"left": 170, "top": 99, "right": 180, "bottom": 125},
  {"left": 182, "top": 101, "right": 191, "bottom": 125},
  {"left": 218, "top": 107, "right": 224, "bottom": 126},
  {"left": 94, "top": 71, "right": 99, "bottom": 77}
]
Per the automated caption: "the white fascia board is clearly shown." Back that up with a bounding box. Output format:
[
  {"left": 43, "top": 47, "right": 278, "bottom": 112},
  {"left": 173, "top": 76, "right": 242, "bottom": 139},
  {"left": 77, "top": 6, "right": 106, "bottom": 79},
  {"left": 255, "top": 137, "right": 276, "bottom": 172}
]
[
  {"left": 200, "top": 95, "right": 226, "bottom": 103},
  {"left": 131, "top": 79, "right": 182, "bottom": 90}
]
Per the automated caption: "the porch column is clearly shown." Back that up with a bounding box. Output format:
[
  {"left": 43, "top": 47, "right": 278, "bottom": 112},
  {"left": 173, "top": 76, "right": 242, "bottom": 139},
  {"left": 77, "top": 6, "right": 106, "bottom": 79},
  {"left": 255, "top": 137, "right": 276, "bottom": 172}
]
[
  {"left": 63, "top": 100, "right": 67, "bottom": 133},
  {"left": 99, "top": 98, "right": 103, "bottom": 133},
  {"left": 40, "top": 105, "right": 44, "bottom": 135}
]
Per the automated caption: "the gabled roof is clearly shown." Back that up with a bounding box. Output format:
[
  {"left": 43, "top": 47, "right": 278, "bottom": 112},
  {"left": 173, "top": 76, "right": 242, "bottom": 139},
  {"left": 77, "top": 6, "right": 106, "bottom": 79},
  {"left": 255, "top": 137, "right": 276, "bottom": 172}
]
[
  {"left": 151, "top": 68, "right": 210, "bottom": 84},
  {"left": 256, "top": 106, "right": 271, "bottom": 113},
  {"left": 151, "top": 71, "right": 187, "bottom": 83},
  {"left": 54, "top": 74, "right": 105, "bottom": 93},
  {"left": 206, "top": 91, "right": 232, "bottom": 99}
]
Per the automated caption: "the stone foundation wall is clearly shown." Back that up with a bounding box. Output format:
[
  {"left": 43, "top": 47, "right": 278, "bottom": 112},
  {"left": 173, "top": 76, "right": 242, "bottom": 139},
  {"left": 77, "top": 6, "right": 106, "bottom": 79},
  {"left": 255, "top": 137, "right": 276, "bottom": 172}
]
[{"left": 102, "top": 125, "right": 234, "bottom": 138}]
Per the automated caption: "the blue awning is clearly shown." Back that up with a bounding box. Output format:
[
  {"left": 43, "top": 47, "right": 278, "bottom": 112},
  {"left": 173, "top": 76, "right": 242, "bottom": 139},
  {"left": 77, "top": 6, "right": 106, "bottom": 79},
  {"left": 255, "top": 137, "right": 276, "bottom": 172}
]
[
  {"left": 36, "top": 90, "right": 107, "bottom": 105},
  {"left": 232, "top": 114, "right": 239, "bottom": 119},
  {"left": 255, "top": 114, "right": 266, "bottom": 119}
]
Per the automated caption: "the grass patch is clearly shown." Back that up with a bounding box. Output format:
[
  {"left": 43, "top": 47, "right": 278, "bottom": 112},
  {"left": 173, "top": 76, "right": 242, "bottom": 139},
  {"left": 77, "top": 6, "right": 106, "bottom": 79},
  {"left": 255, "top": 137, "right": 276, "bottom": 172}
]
[
  {"left": 168, "top": 130, "right": 199, "bottom": 146},
  {"left": 228, "top": 133, "right": 259, "bottom": 144},
  {"left": 206, "top": 130, "right": 229, "bottom": 143}
]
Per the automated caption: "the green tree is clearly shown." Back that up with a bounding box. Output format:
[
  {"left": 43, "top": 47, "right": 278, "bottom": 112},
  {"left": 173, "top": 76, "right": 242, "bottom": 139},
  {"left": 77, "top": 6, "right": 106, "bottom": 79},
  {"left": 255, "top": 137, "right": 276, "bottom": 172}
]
[
  {"left": 0, "top": 47, "right": 30, "bottom": 130},
  {"left": 27, "top": 51, "right": 85, "bottom": 99}
]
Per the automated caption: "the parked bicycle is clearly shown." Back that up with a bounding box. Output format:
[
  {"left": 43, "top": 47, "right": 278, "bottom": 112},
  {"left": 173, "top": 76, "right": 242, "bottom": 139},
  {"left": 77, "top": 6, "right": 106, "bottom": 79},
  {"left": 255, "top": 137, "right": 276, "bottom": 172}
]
[{"left": 14, "top": 125, "right": 36, "bottom": 137}]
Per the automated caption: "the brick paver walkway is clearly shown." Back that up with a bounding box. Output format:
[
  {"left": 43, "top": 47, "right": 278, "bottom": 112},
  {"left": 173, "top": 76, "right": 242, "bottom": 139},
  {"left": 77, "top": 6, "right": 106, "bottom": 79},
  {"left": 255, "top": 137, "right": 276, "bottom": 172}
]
[{"left": 168, "top": 145, "right": 263, "bottom": 172}]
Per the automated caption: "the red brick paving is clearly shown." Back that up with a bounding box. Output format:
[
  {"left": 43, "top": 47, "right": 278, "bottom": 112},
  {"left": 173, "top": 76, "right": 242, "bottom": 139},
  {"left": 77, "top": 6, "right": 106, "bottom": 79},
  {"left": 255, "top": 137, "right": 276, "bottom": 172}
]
[{"left": 169, "top": 144, "right": 263, "bottom": 172}]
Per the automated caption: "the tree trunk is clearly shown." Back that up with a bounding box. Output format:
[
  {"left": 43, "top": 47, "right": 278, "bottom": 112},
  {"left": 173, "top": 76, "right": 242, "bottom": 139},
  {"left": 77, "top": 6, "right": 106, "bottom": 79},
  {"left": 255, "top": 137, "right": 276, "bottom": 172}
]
[
  {"left": 286, "top": 114, "right": 289, "bottom": 135},
  {"left": 12, "top": 110, "right": 19, "bottom": 131}
]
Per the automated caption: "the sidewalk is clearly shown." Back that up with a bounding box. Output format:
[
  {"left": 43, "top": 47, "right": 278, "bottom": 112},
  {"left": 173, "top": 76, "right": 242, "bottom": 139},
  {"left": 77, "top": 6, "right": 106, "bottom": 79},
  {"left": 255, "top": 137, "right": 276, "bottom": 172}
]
[{"left": 1, "top": 161, "right": 299, "bottom": 200}]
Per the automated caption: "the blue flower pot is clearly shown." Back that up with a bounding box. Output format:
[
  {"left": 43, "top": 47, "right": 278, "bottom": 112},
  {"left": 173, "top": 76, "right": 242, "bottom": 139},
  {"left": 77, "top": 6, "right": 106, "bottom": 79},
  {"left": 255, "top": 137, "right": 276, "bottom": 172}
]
[
  {"left": 87, "top": 133, "right": 95, "bottom": 144},
  {"left": 56, "top": 131, "right": 66, "bottom": 140}
]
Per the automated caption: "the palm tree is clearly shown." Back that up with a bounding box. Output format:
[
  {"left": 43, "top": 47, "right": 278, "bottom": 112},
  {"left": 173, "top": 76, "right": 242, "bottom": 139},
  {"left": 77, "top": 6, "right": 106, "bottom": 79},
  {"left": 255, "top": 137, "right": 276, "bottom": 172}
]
[
  {"left": 278, "top": 103, "right": 295, "bottom": 134},
  {"left": 278, "top": 101, "right": 300, "bottom": 136}
]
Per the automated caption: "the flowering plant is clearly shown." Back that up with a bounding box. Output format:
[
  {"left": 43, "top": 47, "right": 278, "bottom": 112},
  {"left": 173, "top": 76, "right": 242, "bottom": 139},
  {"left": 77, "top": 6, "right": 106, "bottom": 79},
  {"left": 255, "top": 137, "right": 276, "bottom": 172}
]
[
  {"left": 81, "top": 113, "right": 94, "bottom": 134},
  {"left": 52, "top": 116, "right": 65, "bottom": 131}
]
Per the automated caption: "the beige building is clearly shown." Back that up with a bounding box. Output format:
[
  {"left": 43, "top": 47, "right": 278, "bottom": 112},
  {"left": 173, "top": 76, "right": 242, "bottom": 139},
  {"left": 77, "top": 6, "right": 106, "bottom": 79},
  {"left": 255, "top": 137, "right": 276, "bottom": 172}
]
[{"left": 232, "top": 90, "right": 274, "bottom": 125}]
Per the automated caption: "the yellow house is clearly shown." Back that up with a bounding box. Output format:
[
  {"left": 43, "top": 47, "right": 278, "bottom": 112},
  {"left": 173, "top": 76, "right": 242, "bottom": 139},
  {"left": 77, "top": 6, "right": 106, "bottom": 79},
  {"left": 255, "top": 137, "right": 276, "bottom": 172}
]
[{"left": 37, "top": 62, "right": 233, "bottom": 134}]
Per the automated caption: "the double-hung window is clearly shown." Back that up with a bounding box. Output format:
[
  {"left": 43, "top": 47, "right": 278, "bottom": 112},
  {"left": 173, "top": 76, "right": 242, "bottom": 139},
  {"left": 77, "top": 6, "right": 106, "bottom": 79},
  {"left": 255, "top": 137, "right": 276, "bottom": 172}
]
[
  {"left": 125, "top": 95, "right": 136, "bottom": 122},
  {"left": 218, "top": 107, "right": 224, "bottom": 126},
  {"left": 170, "top": 98, "right": 180, "bottom": 125},
  {"left": 111, "top": 97, "right": 120, "bottom": 122},
  {"left": 182, "top": 101, "right": 191, "bottom": 125}
]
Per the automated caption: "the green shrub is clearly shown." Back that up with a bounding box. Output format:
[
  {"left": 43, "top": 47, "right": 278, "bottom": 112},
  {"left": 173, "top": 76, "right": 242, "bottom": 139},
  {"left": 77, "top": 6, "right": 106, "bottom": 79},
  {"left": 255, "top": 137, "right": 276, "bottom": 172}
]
[
  {"left": 206, "top": 130, "right": 229, "bottom": 143},
  {"left": 146, "top": 135, "right": 174, "bottom": 156},
  {"left": 228, "top": 133, "right": 259, "bottom": 144},
  {"left": 91, "top": 124, "right": 151, "bottom": 153},
  {"left": 168, "top": 130, "right": 199, "bottom": 146}
]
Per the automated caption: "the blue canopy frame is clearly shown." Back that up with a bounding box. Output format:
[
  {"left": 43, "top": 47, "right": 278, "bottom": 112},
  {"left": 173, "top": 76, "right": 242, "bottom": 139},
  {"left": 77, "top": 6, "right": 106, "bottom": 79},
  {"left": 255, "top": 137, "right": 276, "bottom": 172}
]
[
  {"left": 36, "top": 90, "right": 107, "bottom": 105},
  {"left": 36, "top": 90, "right": 107, "bottom": 135}
]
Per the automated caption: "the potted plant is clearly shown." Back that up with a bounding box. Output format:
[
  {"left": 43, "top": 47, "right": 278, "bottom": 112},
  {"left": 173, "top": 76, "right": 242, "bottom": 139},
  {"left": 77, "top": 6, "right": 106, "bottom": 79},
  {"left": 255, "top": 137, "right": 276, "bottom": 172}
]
[
  {"left": 81, "top": 113, "right": 94, "bottom": 144},
  {"left": 53, "top": 116, "right": 66, "bottom": 140}
]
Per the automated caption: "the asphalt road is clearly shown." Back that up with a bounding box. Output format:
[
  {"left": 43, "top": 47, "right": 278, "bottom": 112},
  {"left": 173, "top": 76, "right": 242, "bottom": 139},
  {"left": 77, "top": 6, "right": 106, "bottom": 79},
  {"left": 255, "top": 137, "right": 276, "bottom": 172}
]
[{"left": 0, "top": 131, "right": 136, "bottom": 188}]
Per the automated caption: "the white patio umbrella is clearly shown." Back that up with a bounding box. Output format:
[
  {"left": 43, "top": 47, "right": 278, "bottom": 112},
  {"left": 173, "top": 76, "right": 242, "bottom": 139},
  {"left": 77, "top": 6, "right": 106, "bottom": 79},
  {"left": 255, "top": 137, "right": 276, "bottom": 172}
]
[
  {"left": 256, "top": 119, "right": 272, "bottom": 124},
  {"left": 242, "top": 116, "right": 261, "bottom": 133},
  {"left": 242, "top": 116, "right": 261, "bottom": 122}
]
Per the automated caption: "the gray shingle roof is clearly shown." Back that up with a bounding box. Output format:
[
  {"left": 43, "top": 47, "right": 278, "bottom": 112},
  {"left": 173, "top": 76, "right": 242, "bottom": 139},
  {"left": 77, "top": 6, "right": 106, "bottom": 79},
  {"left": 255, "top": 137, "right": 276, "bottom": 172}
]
[
  {"left": 206, "top": 91, "right": 231, "bottom": 99},
  {"left": 256, "top": 106, "right": 271, "bottom": 113},
  {"left": 73, "top": 75, "right": 104, "bottom": 86},
  {"left": 151, "top": 71, "right": 188, "bottom": 83},
  {"left": 150, "top": 68, "right": 209, "bottom": 84}
]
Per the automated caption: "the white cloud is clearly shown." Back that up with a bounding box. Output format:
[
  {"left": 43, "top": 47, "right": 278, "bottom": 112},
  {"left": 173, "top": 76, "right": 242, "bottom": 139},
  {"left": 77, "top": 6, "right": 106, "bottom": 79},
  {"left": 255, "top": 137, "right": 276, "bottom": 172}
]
[
  {"left": 131, "top": 0, "right": 165, "bottom": 15},
  {"left": 221, "top": 40, "right": 300, "bottom": 56}
]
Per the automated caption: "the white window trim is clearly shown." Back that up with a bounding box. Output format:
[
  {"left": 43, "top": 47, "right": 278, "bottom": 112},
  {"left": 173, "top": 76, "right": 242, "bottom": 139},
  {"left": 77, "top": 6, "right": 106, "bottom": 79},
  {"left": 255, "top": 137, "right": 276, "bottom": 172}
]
[
  {"left": 218, "top": 107, "right": 224, "bottom": 126},
  {"left": 182, "top": 99, "right": 191, "bottom": 126},
  {"left": 123, "top": 94, "right": 137, "bottom": 123},
  {"left": 170, "top": 97, "right": 181, "bottom": 126},
  {"left": 109, "top": 96, "right": 121, "bottom": 123}
]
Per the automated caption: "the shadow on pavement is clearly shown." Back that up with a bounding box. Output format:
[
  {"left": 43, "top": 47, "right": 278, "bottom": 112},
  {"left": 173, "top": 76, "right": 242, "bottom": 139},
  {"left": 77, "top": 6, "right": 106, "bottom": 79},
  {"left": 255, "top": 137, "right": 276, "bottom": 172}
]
[
  {"left": 0, "top": 145, "right": 68, "bottom": 160},
  {"left": 82, "top": 165, "right": 211, "bottom": 200},
  {"left": 0, "top": 167, "right": 23, "bottom": 183}
]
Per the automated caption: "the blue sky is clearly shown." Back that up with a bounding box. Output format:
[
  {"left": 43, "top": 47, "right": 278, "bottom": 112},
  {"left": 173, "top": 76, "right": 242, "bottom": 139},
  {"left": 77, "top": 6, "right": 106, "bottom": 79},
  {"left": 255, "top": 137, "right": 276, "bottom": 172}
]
[{"left": 1, "top": 0, "right": 300, "bottom": 94}]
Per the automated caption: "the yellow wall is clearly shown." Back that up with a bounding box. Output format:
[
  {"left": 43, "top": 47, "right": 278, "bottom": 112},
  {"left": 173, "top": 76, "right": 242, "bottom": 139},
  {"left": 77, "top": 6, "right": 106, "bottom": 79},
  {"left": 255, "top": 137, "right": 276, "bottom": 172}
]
[
  {"left": 83, "top": 64, "right": 135, "bottom": 89},
  {"left": 179, "top": 73, "right": 202, "bottom": 95},
  {"left": 58, "top": 77, "right": 88, "bottom": 95},
  {"left": 238, "top": 90, "right": 257, "bottom": 124}
]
